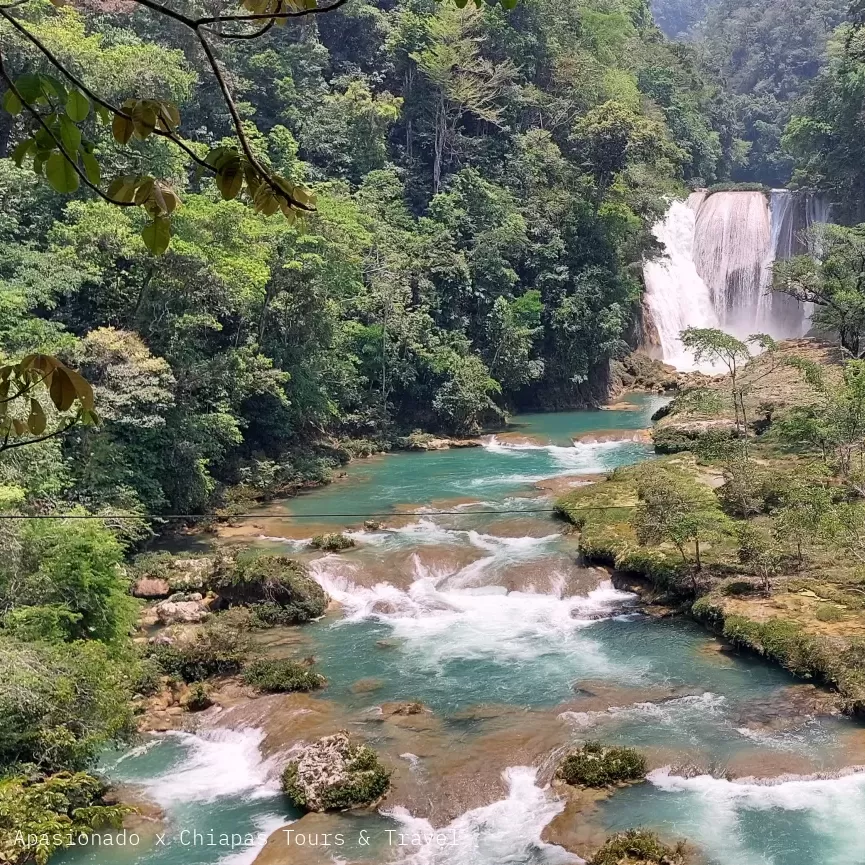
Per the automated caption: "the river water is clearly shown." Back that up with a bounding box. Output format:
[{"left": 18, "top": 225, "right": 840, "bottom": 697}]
[{"left": 64, "top": 398, "right": 865, "bottom": 865}]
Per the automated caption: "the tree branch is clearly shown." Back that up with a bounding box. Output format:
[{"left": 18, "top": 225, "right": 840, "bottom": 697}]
[
  {"left": 203, "top": 18, "right": 276, "bottom": 39},
  {"left": 196, "top": 29, "right": 313, "bottom": 211},
  {"left": 195, "top": 0, "right": 350, "bottom": 26},
  {"left": 0, "top": 49, "right": 139, "bottom": 207},
  {"left": 0, "top": 8, "right": 214, "bottom": 172},
  {"left": 0, "top": 418, "right": 80, "bottom": 454}
]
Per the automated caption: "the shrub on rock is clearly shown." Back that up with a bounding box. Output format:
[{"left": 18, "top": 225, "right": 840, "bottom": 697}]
[
  {"left": 310, "top": 533, "right": 355, "bottom": 552},
  {"left": 213, "top": 554, "right": 327, "bottom": 623},
  {"left": 146, "top": 616, "right": 251, "bottom": 682},
  {"left": 557, "top": 742, "right": 646, "bottom": 787},
  {"left": 242, "top": 659, "right": 326, "bottom": 693},
  {"left": 590, "top": 829, "right": 684, "bottom": 865},
  {"left": 280, "top": 732, "right": 390, "bottom": 812}
]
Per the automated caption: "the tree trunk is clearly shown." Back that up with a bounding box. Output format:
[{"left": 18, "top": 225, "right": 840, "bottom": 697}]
[
  {"left": 433, "top": 94, "right": 446, "bottom": 194},
  {"left": 694, "top": 538, "right": 702, "bottom": 571}
]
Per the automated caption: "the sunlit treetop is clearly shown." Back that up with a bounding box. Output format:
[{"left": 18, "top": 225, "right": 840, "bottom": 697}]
[{"left": 0, "top": 0, "right": 517, "bottom": 255}]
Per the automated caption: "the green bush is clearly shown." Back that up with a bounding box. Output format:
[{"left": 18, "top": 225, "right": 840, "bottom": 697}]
[
  {"left": 557, "top": 742, "right": 646, "bottom": 787},
  {"left": 0, "top": 637, "right": 135, "bottom": 774},
  {"left": 145, "top": 618, "right": 251, "bottom": 683},
  {"left": 213, "top": 553, "right": 327, "bottom": 623},
  {"left": 242, "top": 659, "right": 326, "bottom": 693},
  {"left": 0, "top": 772, "right": 129, "bottom": 865},
  {"left": 721, "top": 579, "right": 756, "bottom": 596},
  {"left": 310, "top": 533, "right": 355, "bottom": 552},
  {"left": 816, "top": 604, "right": 845, "bottom": 623},
  {"left": 183, "top": 682, "right": 213, "bottom": 712},
  {"left": 590, "top": 829, "right": 684, "bottom": 865}
]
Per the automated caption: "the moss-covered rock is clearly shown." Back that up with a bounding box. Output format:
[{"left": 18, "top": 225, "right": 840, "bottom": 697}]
[
  {"left": 281, "top": 732, "right": 390, "bottom": 812},
  {"left": 132, "top": 552, "right": 222, "bottom": 594},
  {"left": 652, "top": 419, "right": 737, "bottom": 454},
  {"left": 589, "top": 829, "right": 684, "bottom": 865},
  {"left": 557, "top": 742, "right": 646, "bottom": 787},
  {"left": 145, "top": 615, "right": 251, "bottom": 682},
  {"left": 242, "top": 659, "right": 326, "bottom": 693},
  {"left": 310, "top": 533, "right": 355, "bottom": 552},
  {"left": 212, "top": 554, "right": 328, "bottom": 622},
  {"left": 691, "top": 597, "right": 865, "bottom": 709}
]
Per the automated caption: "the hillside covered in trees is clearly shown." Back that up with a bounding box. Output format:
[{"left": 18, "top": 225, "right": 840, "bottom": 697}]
[{"left": 0, "top": 0, "right": 730, "bottom": 518}]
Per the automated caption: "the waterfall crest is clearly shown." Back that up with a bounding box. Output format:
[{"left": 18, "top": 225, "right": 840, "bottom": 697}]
[{"left": 643, "top": 189, "right": 830, "bottom": 369}]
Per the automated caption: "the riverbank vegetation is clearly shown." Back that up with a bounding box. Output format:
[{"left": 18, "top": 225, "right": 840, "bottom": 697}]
[{"left": 558, "top": 334, "right": 865, "bottom": 711}]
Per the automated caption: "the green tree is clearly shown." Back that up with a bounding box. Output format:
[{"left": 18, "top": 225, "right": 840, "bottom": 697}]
[
  {"left": 431, "top": 350, "right": 502, "bottom": 434},
  {"left": 776, "top": 359, "right": 865, "bottom": 484},
  {"left": 736, "top": 523, "right": 783, "bottom": 594},
  {"left": 0, "top": 636, "right": 134, "bottom": 772},
  {"left": 680, "top": 327, "right": 758, "bottom": 433},
  {"left": 1, "top": 515, "right": 137, "bottom": 645},
  {"left": 772, "top": 470, "right": 834, "bottom": 567},
  {"left": 632, "top": 468, "right": 731, "bottom": 573},
  {"left": 773, "top": 224, "right": 865, "bottom": 358}
]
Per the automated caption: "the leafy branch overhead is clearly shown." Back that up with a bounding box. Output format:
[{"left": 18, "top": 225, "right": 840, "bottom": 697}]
[
  {"left": 0, "top": 354, "right": 98, "bottom": 453},
  {"left": 0, "top": 0, "right": 514, "bottom": 255}
]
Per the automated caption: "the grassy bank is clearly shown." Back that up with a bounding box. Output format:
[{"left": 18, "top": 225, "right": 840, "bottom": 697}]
[{"left": 557, "top": 342, "right": 865, "bottom": 713}]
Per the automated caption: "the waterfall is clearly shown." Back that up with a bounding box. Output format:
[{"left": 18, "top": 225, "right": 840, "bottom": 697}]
[
  {"left": 643, "top": 189, "right": 831, "bottom": 368},
  {"left": 693, "top": 191, "right": 771, "bottom": 339},
  {"left": 643, "top": 199, "right": 718, "bottom": 370}
]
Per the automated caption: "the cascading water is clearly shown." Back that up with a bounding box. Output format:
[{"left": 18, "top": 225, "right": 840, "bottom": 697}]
[
  {"left": 643, "top": 189, "right": 831, "bottom": 368},
  {"left": 643, "top": 198, "right": 718, "bottom": 369},
  {"left": 693, "top": 191, "right": 772, "bottom": 337}
]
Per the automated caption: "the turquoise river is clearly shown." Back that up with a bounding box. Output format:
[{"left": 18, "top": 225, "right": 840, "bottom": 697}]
[{"left": 63, "top": 397, "right": 865, "bottom": 865}]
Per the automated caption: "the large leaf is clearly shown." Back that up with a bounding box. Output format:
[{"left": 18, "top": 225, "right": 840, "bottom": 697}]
[
  {"left": 11, "top": 138, "right": 33, "bottom": 167},
  {"left": 2, "top": 89, "right": 22, "bottom": 116},
  {"left": 27, "top": 399, "right": 46, "bottom": 435},
  {"left": 142, "top": 216, "right": 171, "bottom": 255},
  {"left": 58, "top": 115, "right": 82, "bottom": 156},
  {"left": 112, "top": 114, "right": 135, "bottom": 145},
  {"left": 66, "top": 89, "right": 90, "bottom": 122},
  {"left": 81, "top": 151, "right": 101, "bottom": 186},
  {"left": 45, "top": 152, "right": 80, "bottom": 193},
  {"left": 49, "top": 368, "right": 77, "bottom": 412}
]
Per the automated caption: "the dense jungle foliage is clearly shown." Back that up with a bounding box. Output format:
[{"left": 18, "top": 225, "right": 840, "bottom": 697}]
[
  {"left": 0, "top": 0, "right": 730, "bottom": 520},
  {"left": 651, "top": 0, "right": 849, "bottom": 186}
]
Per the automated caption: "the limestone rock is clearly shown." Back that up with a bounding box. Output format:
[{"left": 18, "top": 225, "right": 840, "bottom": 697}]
[
  {"left": 154, "top": 599, "right": 210, "bottom": 625},
  {"left": 281, "top": 732, "right": 390, "bottom": 812},
  {"left": 133, "top": 577, "right": 171, "bottom": 599}
]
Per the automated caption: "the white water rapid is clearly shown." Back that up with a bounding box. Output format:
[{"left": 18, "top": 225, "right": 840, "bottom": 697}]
[{"left": 643, "top": 189, "right": 831, "bottom": 369}]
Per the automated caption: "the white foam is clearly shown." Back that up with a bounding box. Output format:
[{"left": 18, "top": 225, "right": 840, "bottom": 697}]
[
  {"left": 139, "top": 728, "right": 280, "bottom": 806},
  {"left": 256, "top": 534, "right": 312, "bottom": 549},
  {"left": 217, "top": 813, "right": 289, "bottom": 865},
  {"left": 644, "top": 766, "right": 865, "bottom": 865},
  {"left": 312, "top": 556, "right": 636, "bottom": 668},
  {"left": 561, "top": 692, "right": 726, "bottom": 730},
  {"left": 483, "top": 436, "right": 646, "bottom": 475},
  {"left": 385, "top": 766, "right": 580, "bottom": 864}
]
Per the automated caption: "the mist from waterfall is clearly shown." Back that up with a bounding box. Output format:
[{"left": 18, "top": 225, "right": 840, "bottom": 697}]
[{"left": 643, "top": 189, "right": 831, "bottom": 369}]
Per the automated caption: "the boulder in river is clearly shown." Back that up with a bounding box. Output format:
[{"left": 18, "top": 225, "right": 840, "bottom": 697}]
[
  {"left": 281, "top": 732, "right": 390, "bottom": 812},
  {"left": 212, "top": 553, "right": 328, "bottom": 623},
  {"left": 154, "top": 599, "right": 210, "bottom": 625}
]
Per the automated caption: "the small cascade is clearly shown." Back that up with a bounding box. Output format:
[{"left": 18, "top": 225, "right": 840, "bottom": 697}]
[{"left": 643, "top": 189, "right": 832, "bottom": 367}]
